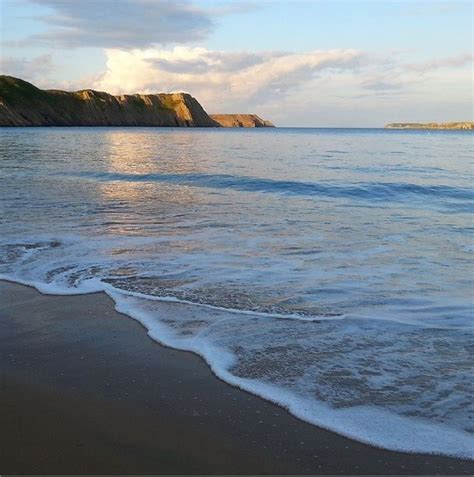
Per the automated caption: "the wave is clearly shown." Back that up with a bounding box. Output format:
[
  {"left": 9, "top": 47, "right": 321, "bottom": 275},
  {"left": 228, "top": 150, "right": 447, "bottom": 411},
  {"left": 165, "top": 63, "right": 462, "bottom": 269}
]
[
  {"left": 55, "top": 171, "right": 473, "bottom": 211},
  {"left": 1, "top": 272, "right": 473, "bottom": 460},
  {"left": 1, "top": 236, "right": 470, "bottom": 330},
  {"left": 1, "top": 236, "right": 473, "bottom": 460}
]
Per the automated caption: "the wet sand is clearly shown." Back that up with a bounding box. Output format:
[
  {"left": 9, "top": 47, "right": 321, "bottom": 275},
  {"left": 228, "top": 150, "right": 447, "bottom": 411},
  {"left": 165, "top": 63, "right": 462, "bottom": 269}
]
[{"left": 1, "top": 280, "right": 472, "bottom": 475}]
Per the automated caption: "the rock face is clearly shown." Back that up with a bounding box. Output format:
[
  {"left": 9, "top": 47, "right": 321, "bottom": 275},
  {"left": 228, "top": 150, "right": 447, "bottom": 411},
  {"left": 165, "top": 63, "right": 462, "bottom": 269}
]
[
  {"left": 385, "top": 122, "right": 473, "bottom": 130},
  {"left": 210, "top": 114, "right": 275, "bottom": 128},
  {"left": 0, "top": 76, "right": 218, "bottom": 127}
]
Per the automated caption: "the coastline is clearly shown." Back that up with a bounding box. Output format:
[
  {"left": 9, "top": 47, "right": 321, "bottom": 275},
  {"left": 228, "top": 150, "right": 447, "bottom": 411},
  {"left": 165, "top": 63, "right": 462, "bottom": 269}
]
[
  {"left": 1, "top": 280, "right": 472, "bottom": 475},
  {"left": 385, "top": 122, "right": 473, "bottom": 130}
]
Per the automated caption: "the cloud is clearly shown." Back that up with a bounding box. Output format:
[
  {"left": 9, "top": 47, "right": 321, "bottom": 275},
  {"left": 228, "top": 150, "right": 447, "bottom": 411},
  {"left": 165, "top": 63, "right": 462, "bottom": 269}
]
[
  {"left": 361, "top": 79, "right": 405, "bottom": 91},
  {"left": 94, "top": 46, "right": 472, "bottom": 122},
  {"left": 358, "top": 52, "right": 473, "bottom": 96},
  {"left": 148, "top": 51, "right": 283, "bottom": 74},
  {"left": 406, "top": 53, "right": 473, "bottom": 73},
  {"left": 360, "top": 71, "right": 414, "bottom": 92},
  {"left": 93, "top": 46, "right": 365, "bottom": 111},
  {"left": 26, "top": 0, "right": 215, "bottom": 48},
  {"left": 0, "top": 54, "right": 55, "bottom": 84}
]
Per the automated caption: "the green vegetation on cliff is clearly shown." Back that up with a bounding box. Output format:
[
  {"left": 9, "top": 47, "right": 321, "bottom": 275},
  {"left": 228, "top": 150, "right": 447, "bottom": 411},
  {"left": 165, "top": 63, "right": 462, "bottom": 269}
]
[
  {"left": 0, "top": 76, "right": 275, "bottom": 128},
  {"left": 0, "top": 76, "right": 217, "bottom": 127}
]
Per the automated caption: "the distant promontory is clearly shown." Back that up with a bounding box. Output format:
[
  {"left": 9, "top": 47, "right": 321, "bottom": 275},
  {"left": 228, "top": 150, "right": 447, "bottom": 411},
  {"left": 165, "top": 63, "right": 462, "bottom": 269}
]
[
  {"left": 385, "top": 122, "right": 473, "bottom": 130},
  {"left": 210, "top": 114, "right": 274, "bottom": 128},
  {"left": 0, "top": 76, "right": 274, "bottom": 128}
]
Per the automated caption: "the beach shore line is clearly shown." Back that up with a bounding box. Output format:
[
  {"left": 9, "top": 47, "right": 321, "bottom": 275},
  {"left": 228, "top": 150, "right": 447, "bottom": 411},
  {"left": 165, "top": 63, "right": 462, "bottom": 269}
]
[{"left": 1, "top": 280, "right": 472, "bottom": 475}]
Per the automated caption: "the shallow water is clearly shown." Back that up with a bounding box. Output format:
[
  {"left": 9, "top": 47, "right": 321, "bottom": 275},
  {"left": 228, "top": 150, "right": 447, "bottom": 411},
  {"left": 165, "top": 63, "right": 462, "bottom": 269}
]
[{"left": 1, "top": 127, "right": 473, "bottom": 458}]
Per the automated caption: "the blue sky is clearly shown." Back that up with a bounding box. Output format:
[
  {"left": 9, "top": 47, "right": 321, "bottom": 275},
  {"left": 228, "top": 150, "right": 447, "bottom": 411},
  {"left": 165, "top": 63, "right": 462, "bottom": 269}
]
[
  {"left": 1, "top": 0, "right": 472, "bottom": 126},
  {"left": 202, "top": 1, "right": 471, "bottom": 55}
]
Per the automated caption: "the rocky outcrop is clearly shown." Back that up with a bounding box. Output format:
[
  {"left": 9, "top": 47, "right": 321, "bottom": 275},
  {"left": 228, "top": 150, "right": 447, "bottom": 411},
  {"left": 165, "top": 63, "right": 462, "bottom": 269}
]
[
  {"left": 385, "top": 122, "right": 473, "bottom": 130},
  {"left": 210, "top": 114, "right": 275, "bottom": 128},
  {"left": 0, "top": 76, "right": 219, "bottom": 127}
]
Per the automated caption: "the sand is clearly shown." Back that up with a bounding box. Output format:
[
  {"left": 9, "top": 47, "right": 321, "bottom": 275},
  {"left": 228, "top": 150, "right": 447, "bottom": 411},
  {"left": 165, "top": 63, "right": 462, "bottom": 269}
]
[{"left": 1, "top": 280, "right": 472, "bottom": 474}]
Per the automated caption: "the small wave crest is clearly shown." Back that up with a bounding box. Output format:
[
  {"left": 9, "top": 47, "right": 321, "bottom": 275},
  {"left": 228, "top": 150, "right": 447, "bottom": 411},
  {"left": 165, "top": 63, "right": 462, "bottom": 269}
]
[
  {"left": 1, "top": 270, "right": 473, "bottom": 460},
  {"left": 54, "top": 171, "right": 473, "bottom": 212},
  {"left": 1, "top": 235, "right": 473, "bottom": 459}
]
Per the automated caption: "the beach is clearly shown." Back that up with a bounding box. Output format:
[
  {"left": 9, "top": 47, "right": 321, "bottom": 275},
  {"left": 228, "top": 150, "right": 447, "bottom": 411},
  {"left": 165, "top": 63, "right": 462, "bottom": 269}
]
[
  {"left": 1, "top": 279, "right": 472, "bottom": 475},
  {"left": 2, "top": 0, "right": 473, "bottom": 473}
]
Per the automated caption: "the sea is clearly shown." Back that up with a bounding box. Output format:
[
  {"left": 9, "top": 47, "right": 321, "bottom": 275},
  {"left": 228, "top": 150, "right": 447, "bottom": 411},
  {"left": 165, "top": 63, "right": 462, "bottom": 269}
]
[{"left": 1, "top": 127, "right": 473, "bottom": 459}]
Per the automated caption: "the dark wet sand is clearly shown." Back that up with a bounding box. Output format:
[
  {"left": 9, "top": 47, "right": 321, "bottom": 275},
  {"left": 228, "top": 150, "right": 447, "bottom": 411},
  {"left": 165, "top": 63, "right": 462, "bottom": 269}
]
[{"left": 1, "top": 280, "right": 472, "bottom": 475}]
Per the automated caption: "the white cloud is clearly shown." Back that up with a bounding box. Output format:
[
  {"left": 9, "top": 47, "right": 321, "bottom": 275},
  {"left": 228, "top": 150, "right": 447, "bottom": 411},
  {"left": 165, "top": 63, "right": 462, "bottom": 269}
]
[
  {"left": 90, "top": 46, "right": 473, "bottom": 125},
  {"left": 406, "top": 53, "right": 473, "bottom": 73},
  {"left": 93, "top": 46, "right": 365, "bottom": 112}
]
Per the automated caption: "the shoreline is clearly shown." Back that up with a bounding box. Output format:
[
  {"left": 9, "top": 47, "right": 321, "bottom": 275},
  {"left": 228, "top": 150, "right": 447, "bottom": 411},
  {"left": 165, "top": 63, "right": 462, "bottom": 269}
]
[{"left": 1, "top": 280, "right": 473, "bottom": 474}]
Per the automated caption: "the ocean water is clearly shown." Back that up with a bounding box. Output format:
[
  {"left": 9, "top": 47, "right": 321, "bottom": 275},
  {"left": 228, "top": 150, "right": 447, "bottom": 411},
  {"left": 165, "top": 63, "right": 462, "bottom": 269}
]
[{"left": 1, "top": 127, "right": 473, "bottom": 458}]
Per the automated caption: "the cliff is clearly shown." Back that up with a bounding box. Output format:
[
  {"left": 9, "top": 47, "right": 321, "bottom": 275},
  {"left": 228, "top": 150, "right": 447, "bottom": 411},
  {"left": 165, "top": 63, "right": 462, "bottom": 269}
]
[
  {"left": 0, "top": 76, "right": 218, "bottom": 127},
  {"left": 385, "top": 122, "right": 473, "bottom": 130},
  {"left": 210, "top": 114, "right": 274, "bottom": 128}
]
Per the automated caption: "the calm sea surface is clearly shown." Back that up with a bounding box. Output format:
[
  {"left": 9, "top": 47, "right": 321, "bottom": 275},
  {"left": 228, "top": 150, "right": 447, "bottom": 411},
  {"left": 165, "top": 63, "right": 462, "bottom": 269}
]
[{"left": 1, "top": 127, "right": 473, "bottom": 457}]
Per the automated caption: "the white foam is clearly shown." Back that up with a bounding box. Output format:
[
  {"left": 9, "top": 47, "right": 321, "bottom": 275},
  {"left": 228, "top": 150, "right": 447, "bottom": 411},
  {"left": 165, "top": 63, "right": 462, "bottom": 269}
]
[
  {"left": 108, "top": 290, "right": 474, "bottom": 460},
  {"left": 0, "top": 274, "right": 103, "bottom": 295},
  {"left": 1, "top": 235, "right": 473, "bottom": 460},
  {"left": 105, "top": 285, "right": 344, "bottom": 322}
]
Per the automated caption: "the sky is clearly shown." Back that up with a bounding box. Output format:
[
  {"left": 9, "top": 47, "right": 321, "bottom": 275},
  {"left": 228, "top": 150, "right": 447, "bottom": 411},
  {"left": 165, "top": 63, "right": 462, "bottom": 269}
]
[{"left": 0, "top": 0, "right": 473, "bottom": 126}]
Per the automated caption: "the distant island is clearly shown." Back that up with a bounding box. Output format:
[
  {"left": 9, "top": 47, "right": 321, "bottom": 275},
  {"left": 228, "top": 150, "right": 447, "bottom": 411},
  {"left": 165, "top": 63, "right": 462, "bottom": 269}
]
[
  {"left": 385, "top": 122, "right": 473, "bottom": 130},
  {"left": 0, "top": 76, "right": 274, "bottom": 128}
]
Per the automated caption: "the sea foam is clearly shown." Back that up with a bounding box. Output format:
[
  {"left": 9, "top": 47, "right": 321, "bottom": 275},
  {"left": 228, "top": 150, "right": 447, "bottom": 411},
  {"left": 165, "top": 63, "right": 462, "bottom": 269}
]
[{"left": 2, "top": 270, "right": 473, "bottom": 459}]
